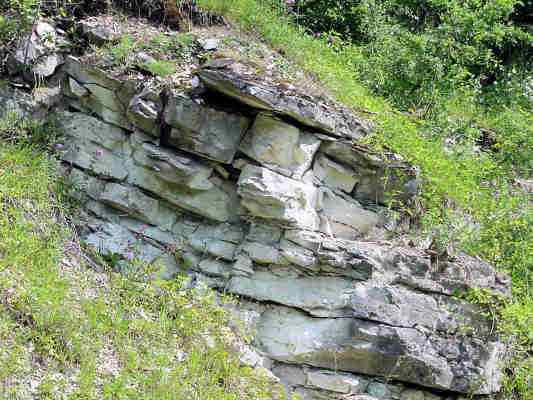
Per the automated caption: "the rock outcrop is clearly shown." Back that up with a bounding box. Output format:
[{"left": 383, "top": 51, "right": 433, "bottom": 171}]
[{"left": 3, "top": 20, "right": 511, "bottom": 400}]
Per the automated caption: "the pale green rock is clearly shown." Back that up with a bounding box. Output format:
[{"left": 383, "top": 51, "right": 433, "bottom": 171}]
[
  {"left": 313, "top": 153, "right": 358, "bottom": 193},
  {"left": 306, "top": 370, "right": 367, "bottom": 394},
  {"left": 366, "top": 382, "right": 392, "bottom": 400},
  {"left": 318, "top": 189, "right": 379, "bottom": 239},
  {"left": 238, "top": 165, "right": 319, "bottom": 230},
  {"left": 400, "top": 389, "right": 425, "bottom": 400},
  {"left": 228, "top": 272, "right": 353, "bottom": 317},
  {"left": 99, "top": 182, "right": 179, "bottom": 228},
  {"left": 164, "top": 93, "right": 250, "bottom": 163},
  {"left": 240, "top": 113, "right": 320, "bottom": 178},
  {"left": 57, "top": 111, "right": 131, "bottom": 180}
]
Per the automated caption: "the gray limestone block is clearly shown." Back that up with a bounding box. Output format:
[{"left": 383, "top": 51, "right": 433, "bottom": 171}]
[
  {"left": 98, "top": 182, "right": 179, "bottom": 228},
  {"left": 318, "top": 188, "right": 380, "bottom": 240},
  {"left": 227, "top": 272, "right": 353, "bottom": 317},
  {"left": 313, "top": 153, "right": 358, "bottom": 193},
  {"left": 63, "top": 56, "right": 136, "bottom": 130},
  {"left": 79, "top": 18, "right": 122, "bottom": 45},
  {"left": 127, "top": 89, "right": 162, "bottom": 136},
  {"left": 164, "top": 93, "right": 250, "bottom": 163},
  {"left": 56, "top": 111, "right": 131, "bottom": 180},
  {"left": 237, "top": 164, "right": 320, "bottom": 230},
  {"left": 130, "top": 139, "right": 214, "bottom": 191},
  {"left": 350, "top": 282, "right": 492, "bottom": 335},
  {"left": 320, "top": 141, "right": 418, "bottom": 206},
  {"left": 254, "top": 306, "right": 504, "bottom": 394},
  {"left": 344, "top": 241, "right": 510, "bottom": 296},
  {"left": 306, "top": 370, "right": 367, "bottom": 394},
  {"left": 197, "top": 59, "right": 372, "bottom": 140},
  {"left": 240, "top": 112, "right": 320, "bottom": 178}
]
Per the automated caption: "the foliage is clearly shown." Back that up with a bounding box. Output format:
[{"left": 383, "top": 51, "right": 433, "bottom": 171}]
[
  {"left": 0, "top": 116, "right": 286, "bottom": 398},
  {"left": 103, "top": 32, "right": 196, "bottom": 77},
  {"left": 289, "top": 0, "right": 533, "bottom": 175},
  {"left": 143, "top": 59, "right": 176, "bottom": 77}
]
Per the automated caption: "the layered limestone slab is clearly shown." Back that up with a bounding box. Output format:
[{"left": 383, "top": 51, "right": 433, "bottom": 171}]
[
  {"left": 45, "top": 44, "right": 512, "bottom": 398},
  {"left": 240, "top": 112, "right": 320, "bottom": 178},
  {"left": 237, "top": 165, "right": 320, "bottom": 230},
  {"left": 127, "top": 134, "right": 240, "bottom": 222},
  {"left": 164, "top": 93, "right": 250, "bottom": 163},
  {"left": 129, "top": 136, "right": 214, "bottom": 191},
  {"left": 63, "top": 56, "right": 136, "bottom": 130},
  {"left": 313, "top": 153, "right": 358, "bottom": 193},
  {"left": 320, "top": 141, "right": 418, "bottom": 205},
  {"left": 350, "top": 282, "right": 491, "bottom": 335},
  {"left": 255, "top": 306, "right": 504, "bottom": 394},
  {"left": 56, "top": 111, "right": 131, "bottom": 180},
  {"left": 343, "top": 241, "right": 511, "bottom": 296},
  {"left": 318, "top": 189, "right": 380, "bottom": 239},
  {"left": 127, "top": 89, "right": 162, "bottom": 136},
  {"left": 197, "top": 59, "right": 372, "bottom": 140},
  {"left": 227, "top": 272, "right": 353, "bottom": 317}
]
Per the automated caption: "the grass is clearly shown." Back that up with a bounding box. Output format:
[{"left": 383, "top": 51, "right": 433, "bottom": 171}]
[
  {"left": 0, "top": 116, "right": 286, "bottom": 399},
  {"left": 194, "top": 0, "right": 532, "bottom": 397},
  {"left": 102, "top": 31, "right": 196, "bottom": 78}
]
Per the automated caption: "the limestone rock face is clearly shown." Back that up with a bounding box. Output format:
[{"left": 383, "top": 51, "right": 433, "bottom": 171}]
[
  {"left": 63, "top": 56, "right": 136, "bottom": 130},
  {"left": 255, "top": 306, "right": 504, "bottom": 395},
  {"left": 239, "top": 112, "right": 321, "bottom": 178},
  {"left": 320, "top": 141, "right": 419, "bottom": 205},
  {"left": 164, "top": 93, "right": 250, "bottom": 163},
  {"left": 197, "top": 59, "right": 372, "bottom": 140},
  {"left": 30, "top": 50, "right": 510, "bottom": 399},
  {"left": 127, "top": 89, "right": 162, "bottom": 136},
  {"left": 238, "top": 165, "right": 320, "bottom": 230}
]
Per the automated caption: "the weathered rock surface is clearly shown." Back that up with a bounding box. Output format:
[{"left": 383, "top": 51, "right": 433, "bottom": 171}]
[
  {"left": 9, "top": 40, "right": 510, "bottom": 399},
  {"left": 239, "top": 112, "right": 320, "bottom": 178},
  {"left": 318, "top": 189, "right": 380, "bottom": 239},
  {"left": 164, "top": 93, "right": 250, "bottom": 163},
  {"left": 79, "top": 17, "right": 122, "bottom": 45},
  {"left": 321, "top": 141, "right": 418, "bottom": 205},
  {"left": 238, "top": 165, "right": 320, "bottom": 230},
  {"left": 63, "top": 56, "right": 136, "bottom": 130},
  {"left": 255, "top": 306, "right": 504, "bottom": 395},
  {"left": 197, "top": 59, "right": 372, "bottom": 140}
]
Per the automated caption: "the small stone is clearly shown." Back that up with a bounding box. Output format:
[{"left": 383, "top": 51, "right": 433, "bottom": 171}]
[
  {"left": 366, "top": 382, "right": 392, "bottom": 399},
  {"left": 306, "top": 370, "right": 366, "bottom": 394},
  {"left": 201, "top": 38, "right": 220, "bottom": 51},
  {"left": 80, "top": 18, "right": 122, "bottom": 45}
]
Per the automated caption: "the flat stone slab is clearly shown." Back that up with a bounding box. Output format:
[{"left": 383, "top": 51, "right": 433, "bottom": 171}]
[
  {"left": 255, "top": 306, "right": 504, "bottom": 395},
  {"left": 237, "top": 165, "right": 320, "bottom": 230},
  {"left": 197, "top": 59, "right": 372, "bottom": 140},
  {"left": 164, "top": 93, "right": 250, "bottom": 163}
]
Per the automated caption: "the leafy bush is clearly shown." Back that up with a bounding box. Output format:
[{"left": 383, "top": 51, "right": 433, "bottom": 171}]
[{"left": 290, "top": 0, "right": 533, "bottom": 174}]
